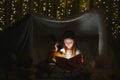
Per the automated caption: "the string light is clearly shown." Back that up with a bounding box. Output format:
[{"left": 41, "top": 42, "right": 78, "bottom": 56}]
[
  {"left": 80, "top": 0, "right": 89, "bottom": 13},
  {"left": 0, "top": 0, "right": 119, "bottom": 40},
  {"left": 22, "top": 0, "right": 29, "bottom": 16},
  {"left": 56, "top": 0, "right": 66, "bottom": 19},
  {"left": 0, "top": 0, "right": 5, "bottom": 30},
  {"left": 111, "top": 0, "right": 119, "bottom": 39},
  {"left": 31, "top": 1, "right": 39, "bottom": 14},
  {"left": 94, "top": 0, "right": 119, "bottom": 40}
]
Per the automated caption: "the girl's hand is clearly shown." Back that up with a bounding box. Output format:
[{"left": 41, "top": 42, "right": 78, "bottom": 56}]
[{"left": 54, "top": 42, "right": 59, "bottom": 52}]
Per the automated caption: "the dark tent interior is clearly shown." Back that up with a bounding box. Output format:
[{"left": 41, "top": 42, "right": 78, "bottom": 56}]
[{"left": 0, "top": 10, "right": 118, "bottom": 80}]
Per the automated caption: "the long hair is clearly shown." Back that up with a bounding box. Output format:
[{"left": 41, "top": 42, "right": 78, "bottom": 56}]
[{"left": 62, "top": 30, "right": 77, "bottom": 56}]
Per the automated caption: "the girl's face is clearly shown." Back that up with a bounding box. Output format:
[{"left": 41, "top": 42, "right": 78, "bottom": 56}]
[{"left": 64, "top": 38, "right": 74, "bottom": 49}]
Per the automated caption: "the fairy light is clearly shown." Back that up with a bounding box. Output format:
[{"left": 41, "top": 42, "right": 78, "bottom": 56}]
[
  {"left": 66, "top": 0, "right": 73, "bottom": 15},
  {"left": 43, "top": 2, "right": 46, "bottom": 11},
  {"left": 111, "top": 0, "right": 120, "bottom": 39},
  {"left": 56, "top": 0, "right": 66, "bottom": 19},
  {"left": 10, "top": 0, "right": 17, "bottom": 25},
  {"left": 94, "top": 0, "right": 119, "bottom": 40},
  {"left": 46, "top": 1, "right": 54, "bottom": 18},
  {"left": 32, "top": 1, "right": 38, "bottom": 13},
  {"left": 0, "top": 0, "right": 119, "bottom": 40},
  {"left": 0, "top": 0, "right": 5, "bottom": 31},
  {"left": 22, "top": 0, "right": 29, "bottom": 16},
  {"left": 80, "top": 0, "right": 89, "bottom": 13}
]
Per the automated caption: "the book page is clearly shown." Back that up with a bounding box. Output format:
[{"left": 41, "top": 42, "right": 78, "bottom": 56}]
[{"left": 55, "top": 54, "right": 83, "bottom": 70}]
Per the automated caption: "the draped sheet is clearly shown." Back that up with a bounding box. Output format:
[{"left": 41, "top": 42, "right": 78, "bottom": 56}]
[{"left": 0, "top": 10, "right": 106, "bottom": 67}]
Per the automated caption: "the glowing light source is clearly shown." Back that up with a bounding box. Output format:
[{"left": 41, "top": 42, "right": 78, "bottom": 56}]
[
  {"left": 43, "top": 7, "right": 46, "bottom": 11},
  {"left": 0, "top": 28, "right": 3, "bottom": 31}
]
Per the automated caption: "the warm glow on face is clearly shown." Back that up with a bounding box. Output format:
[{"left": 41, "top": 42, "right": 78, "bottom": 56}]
[{"left": 64, "top": 38, "right": 74, "bottom": 49}]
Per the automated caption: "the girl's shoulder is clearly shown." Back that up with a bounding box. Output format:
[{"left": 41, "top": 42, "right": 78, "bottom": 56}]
[
  {"left": 60, "top": 48, "right": 65, "bottom": 53},
  {"left": 76, "top": 49, "right": 81, "bottom": 55}
]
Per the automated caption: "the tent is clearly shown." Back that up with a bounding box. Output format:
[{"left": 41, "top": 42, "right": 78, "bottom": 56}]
[{"left": 0, "top": 10, "right": 107, "bottom": 69}]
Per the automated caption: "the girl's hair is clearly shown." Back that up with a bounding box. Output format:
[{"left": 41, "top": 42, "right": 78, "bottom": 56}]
[
  {"left": 62, "top": 30, "right": 75, "bottom": 40},
  {"left": 62, "top": 30, "right": 77, "bottom": 56}
]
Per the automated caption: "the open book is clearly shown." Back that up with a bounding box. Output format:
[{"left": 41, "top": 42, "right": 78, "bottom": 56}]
[{"left": 55, "top": 54, "right": 85, "bottom": 70}]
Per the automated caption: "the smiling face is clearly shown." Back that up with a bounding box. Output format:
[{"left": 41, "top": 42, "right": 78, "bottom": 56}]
[{"left": 64, "top": 38, "right": 74, "bottom": 50}]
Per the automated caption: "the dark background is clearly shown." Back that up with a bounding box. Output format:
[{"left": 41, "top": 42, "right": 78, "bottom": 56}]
[{"left": 0, "top": 0, "right": 120, "bottom": 80}]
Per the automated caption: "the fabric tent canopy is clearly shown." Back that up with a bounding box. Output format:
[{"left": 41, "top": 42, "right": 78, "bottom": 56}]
[{"left": 0, "top": 10, "right": 106, "bottom": 66}]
